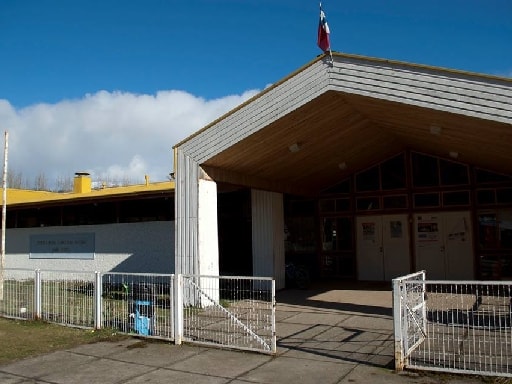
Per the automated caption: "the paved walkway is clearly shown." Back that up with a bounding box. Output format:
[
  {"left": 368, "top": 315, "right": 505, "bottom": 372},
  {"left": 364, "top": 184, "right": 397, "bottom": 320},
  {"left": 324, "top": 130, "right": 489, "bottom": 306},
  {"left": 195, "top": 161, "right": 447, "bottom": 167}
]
[{"left": 0, "top": 283, "right": 488, "bottom": 383}]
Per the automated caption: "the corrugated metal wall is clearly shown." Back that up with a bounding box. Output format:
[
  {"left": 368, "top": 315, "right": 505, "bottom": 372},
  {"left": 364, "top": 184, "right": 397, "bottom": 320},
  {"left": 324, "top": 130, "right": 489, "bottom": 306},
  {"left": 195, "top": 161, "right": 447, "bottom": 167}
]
[
  {"left": 251, "top": 189, "right": 285, "bottom": 289},
  {"left": 175, "top": 151, "right": 199, "bottom": 275}
]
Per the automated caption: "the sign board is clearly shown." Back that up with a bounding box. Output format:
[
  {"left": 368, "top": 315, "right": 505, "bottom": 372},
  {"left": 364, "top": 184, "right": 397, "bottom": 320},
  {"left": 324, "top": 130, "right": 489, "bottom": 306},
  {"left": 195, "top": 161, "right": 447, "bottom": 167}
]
[{"left": 30, "top": 233, "right": 95, "bottom": 259}]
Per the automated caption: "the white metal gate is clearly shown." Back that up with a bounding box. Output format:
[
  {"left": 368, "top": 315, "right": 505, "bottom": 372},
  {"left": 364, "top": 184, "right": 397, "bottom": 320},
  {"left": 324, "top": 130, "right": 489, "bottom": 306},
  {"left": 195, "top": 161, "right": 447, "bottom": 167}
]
[
  {"left": 393, "top": 271, "right": 427, "bottom": 370},
  {"left": 393, "top": 272, "right": 512, "bottom": 378},
  {"left": 176, "top": 275, "right": 276, "bottom": 354}
]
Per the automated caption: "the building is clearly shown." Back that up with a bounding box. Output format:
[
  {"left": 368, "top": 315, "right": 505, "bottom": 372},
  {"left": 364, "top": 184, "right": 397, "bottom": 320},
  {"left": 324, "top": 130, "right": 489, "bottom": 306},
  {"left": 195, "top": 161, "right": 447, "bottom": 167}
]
[
  {"left": 4, "top": 173, "right": 174, "bottom": 273},
  {"left": 173, "top": 53, "right": 512, "bottom": 289}
]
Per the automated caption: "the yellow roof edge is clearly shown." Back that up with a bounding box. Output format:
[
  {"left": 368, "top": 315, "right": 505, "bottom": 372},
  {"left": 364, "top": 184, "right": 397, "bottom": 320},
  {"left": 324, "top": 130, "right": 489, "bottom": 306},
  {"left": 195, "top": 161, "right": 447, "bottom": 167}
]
[{"left": 4, "top": 180, "right": 175, "bottom": 205}]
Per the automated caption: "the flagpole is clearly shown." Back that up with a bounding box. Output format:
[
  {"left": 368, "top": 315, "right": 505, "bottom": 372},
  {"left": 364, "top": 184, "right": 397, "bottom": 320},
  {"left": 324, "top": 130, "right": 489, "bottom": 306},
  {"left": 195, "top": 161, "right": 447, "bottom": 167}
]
[
  {"left": 318, "top": 2, "right": 333, "bottom": 66},
  {"left": 0, "top": 131, "right": 7, "bottom": 301}
]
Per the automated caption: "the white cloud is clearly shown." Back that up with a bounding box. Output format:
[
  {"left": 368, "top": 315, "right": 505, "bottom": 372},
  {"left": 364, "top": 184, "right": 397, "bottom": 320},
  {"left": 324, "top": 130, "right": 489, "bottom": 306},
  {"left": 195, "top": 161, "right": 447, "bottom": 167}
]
[{"left": 0, "top": 88, "right": 260, "bottom": 188}]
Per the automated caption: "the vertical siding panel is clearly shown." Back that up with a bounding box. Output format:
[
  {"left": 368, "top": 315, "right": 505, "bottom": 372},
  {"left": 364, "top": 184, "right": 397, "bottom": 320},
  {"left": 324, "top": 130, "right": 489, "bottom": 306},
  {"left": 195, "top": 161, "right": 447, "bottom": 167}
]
[
  {"left": 175, "top": 150, "right": 199, "bottom": 275},
  {"left": 251, "top": 190, "right": 285, "bottom": 289}
]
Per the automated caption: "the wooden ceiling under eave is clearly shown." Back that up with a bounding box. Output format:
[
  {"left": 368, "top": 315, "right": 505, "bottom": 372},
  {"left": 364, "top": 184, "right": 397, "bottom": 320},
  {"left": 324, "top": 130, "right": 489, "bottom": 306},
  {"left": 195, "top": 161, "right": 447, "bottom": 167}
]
[{"left": 202, "top": 89, "right": 512, "bottom": 196}]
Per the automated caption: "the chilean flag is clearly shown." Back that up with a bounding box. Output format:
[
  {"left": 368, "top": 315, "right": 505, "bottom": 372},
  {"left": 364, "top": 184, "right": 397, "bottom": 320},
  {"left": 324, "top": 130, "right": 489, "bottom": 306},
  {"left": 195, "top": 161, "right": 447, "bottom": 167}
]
[{"left": 317, "top": 6, "right": 330, "bottom": 52}]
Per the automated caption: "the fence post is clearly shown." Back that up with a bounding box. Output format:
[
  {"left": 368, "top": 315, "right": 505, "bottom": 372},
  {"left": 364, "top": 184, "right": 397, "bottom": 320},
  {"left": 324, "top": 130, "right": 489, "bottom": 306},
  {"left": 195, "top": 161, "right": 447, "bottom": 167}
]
[
  {"left": 170, "top": 275, "right": 175, "bottom": 341},
  {"left": 392, "top": 277, "right": 404, "bottom": 371},
  {"left": 94, "top": 271, "right": 102, "bottom": 329},
  {"left": 174, "top": 274, "right": 183, "bottom": 345},
  {"left": 34, "top": 269, "right": 41, "bottom": 320},
  {"left": 271, "top": 279, "right": 276, "bottom": 354}
]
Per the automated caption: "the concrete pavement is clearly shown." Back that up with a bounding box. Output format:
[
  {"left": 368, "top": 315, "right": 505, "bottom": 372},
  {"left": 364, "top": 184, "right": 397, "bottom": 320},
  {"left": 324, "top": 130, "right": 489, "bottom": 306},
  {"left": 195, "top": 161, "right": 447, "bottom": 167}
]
[{"left": 0, "top": 283, "right": 489, "bottom": 383}]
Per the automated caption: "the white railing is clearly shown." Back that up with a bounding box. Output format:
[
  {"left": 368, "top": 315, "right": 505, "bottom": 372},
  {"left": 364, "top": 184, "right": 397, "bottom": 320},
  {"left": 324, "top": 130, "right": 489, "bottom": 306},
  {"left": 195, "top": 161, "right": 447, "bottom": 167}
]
[
  {"left": 0, "top": 268, "right": 276, "bottom": 355},
  {"left": 393, "top": 272, "right": 512, "bottom": 378}
]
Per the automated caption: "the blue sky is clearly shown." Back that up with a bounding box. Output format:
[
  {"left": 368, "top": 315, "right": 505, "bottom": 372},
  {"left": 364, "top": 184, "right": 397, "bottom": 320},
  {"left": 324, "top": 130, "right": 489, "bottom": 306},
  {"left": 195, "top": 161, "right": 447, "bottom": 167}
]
[{"left": 0, "top": 0, "right": 510, "bottom": 187}]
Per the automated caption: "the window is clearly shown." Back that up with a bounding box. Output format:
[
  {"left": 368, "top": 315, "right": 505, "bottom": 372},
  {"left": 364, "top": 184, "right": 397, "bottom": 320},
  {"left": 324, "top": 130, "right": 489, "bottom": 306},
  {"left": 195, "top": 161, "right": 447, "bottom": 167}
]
[
  {"left": 414, "top": 193, "right": 440, "bottom": 208},
  {"left": 477, "top": 189, "right": 496, "bottom": 205},
  {"left": 497, "top": 189, "right": 512, "bottom": 204},
  {"left": 319, "top": 199, "right": 335, "bottom": 213},
  {"left": 356, "top": 165, "right": 380, "bottom": 192},
  {"left": 383, "top": 195, "right": 408, "bottom": 209},
  {"left": 440, "top": 159, "right": 469, "bottom": 185},
  {"left": 356, "top": 197, "right": 380, "bottom": 211},
  {"left": 381, "top": 154, "right": 406, "bottom": 189},
  {"left": 442, "top": 191, "right": 470, "bottom": 206},
  {"left": 322, "top": 217, "right": 353, "bottom": 251},
  {"left": 475, "top": 169, "right": 512, "bottom": 184},
  {"left": 412, "top": 153, "right": 439, "bottom": 187}
]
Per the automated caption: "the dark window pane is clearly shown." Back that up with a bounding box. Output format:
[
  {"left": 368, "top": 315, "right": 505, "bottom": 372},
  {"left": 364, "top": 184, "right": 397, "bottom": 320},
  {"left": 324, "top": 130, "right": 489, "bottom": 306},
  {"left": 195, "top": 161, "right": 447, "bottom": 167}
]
[
  {"left": 356, "top": 166, "right": 380, "bottom": 192},
  {"left": 319, "top": 199, "right": 335, "bottom": 213},
  {"left": 383, "top": 195, "right": 408, "bottom": 209},
  {"left": 440, "top": 160, "right": 469, "bottom": 185},
  {"left": 475, "top": 169, "right": 512, "bottom": 184},
  {"left": 412, "top": 153, "right": 439, "bottom": 187},
  {"left": 335, "top": 199, "right": 350, "bottom": 212},
  {"left": 443, "top": 191, "right": 470, "bottom": 206},
  {"left": 497, "top": 188, "right": 512, "bottom": 204},
  {"left": 336, "top": 217, "right": 353, "bottom": 250},
  {"left": 322, "top": 218, "right": 336, "bottom": 251},
  {"left": 414, "top": 193, "right": 440, "bottom": 207},
  {"left": 477, "top": 190, "right": 496, "bottom": 205},
  {"left": 501, "top": 224, "right": 512, "bottom": 248},
  {"left": 356, "top": 197, "right": 380, "bottom": 211},
  {"left": 381, "top": 154, "right": 406, "bottom": 190}
]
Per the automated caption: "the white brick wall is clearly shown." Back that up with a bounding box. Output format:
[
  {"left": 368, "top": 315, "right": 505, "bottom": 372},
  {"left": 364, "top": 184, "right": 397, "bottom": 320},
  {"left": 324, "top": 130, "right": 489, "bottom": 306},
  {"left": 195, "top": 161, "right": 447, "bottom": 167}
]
[{"left": 5, "top": 221, "right": 175, "bottom": 273}]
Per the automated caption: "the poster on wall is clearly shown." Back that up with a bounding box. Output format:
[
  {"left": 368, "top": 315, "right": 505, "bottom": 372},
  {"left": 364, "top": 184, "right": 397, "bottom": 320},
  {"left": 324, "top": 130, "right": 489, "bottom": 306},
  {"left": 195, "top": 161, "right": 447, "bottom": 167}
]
[
  {"left": 447, "top": 218, "right": 467, "bottom": 242},
  {"left": 416, "top": 216, "right": 439, "bottom": 243},
  {"left": 390, "top": 220, "right": 403, "bottom": 238},
  {"left": 362, "top": 222, "right": 376, "bottom": 241},
  {"left": 30, "top": 233, "right": 95, "bottom": 259}
]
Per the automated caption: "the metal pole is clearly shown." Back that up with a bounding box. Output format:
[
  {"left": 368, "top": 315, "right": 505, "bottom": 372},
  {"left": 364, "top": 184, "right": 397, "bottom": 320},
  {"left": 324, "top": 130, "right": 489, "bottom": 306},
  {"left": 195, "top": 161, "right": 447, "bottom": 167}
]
[
  {"left": 94, "top": 271, "right": 102, "bottom": 329},
  {"left": 392, "top": 277, "right": 404, "bottom": 371},
  {"left": 0, "top": 131, "right": 8, "bottom": 301},
  {"left": 174, "top": 274, "right": 183, "bottom": 345},
  {"left": 35, "top": 269, "right": 42, "bottom": 319}
]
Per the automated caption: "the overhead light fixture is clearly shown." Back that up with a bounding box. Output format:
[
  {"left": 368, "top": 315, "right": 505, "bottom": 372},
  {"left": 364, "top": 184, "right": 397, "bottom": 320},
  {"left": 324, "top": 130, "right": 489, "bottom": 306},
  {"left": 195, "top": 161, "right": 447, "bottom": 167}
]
[
  {"left": 429, "top": 125, "right": 442, "bottom": 135},
  {"left": 338, "top": 162, "right": 347, "bottom": 170},
  {"left": 449, "top": 151, "right": 459, "bottom": 159},
  {"left": 288, "top": 143, "right": 301, "bottom": 153}
]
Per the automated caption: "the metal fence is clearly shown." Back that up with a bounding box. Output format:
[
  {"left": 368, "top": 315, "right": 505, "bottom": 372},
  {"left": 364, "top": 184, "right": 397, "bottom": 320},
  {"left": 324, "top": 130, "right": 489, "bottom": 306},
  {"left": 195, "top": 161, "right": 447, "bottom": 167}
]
[
  {"left": 0, "top": 269, "right": 276, "bottom": 355},
  {"left": 178, "top": 275, "right": 276, "bottom": 354},
  {"left": 0, "top": 268, "right": 36, "bottom": 320},
  {"left": 393, "top": 272, "right": 512, "bottom": 378},
  {"left": 102, "top": 272, "right": 174, "bottom": 340}
]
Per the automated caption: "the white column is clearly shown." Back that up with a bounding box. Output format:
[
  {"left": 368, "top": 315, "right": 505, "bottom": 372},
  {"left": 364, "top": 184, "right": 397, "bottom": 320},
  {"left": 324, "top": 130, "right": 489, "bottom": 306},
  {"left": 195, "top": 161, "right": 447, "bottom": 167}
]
[
  {"left": 198, "top": 179, "right": 219, "bottom": 276},
  {"left": 251, "top": 190, "right": 285, "bottom": 289}
]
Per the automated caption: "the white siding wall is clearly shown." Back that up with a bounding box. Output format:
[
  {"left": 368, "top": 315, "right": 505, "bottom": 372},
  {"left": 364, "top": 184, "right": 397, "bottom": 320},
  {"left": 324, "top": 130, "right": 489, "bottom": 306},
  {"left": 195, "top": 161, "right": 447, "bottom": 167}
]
[
  {"left": 251, "top": 190, "right": 285, "bottom": 289},
  {"left": 329, "top": 57, "right": 512, "bottom": 123},
  {"left": 5, "top": 221, "right": 174, "bottom": 273}
]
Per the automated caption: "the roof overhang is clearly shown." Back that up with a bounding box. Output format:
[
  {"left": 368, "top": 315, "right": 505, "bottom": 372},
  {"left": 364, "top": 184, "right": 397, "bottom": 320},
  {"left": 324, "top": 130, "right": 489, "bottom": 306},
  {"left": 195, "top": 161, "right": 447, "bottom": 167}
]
[{"left": 175, "top": 53, "right": 512, "bottom": 196}]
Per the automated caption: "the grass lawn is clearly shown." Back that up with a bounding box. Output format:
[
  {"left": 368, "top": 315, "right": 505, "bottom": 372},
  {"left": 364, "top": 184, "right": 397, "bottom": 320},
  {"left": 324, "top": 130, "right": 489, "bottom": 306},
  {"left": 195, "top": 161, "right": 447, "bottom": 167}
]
[{"left": 0, "top": 317, "right": 128, "bottom": 365}]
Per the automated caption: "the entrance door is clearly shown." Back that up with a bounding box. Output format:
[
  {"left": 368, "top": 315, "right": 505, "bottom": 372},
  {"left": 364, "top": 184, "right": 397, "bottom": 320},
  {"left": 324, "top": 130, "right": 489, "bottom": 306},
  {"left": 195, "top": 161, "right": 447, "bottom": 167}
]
[
  {"left": 357, "top": 215, "right": 410, "bottom": 281},
  {"left": 414, "top": 212, "right": 473, "bottom": 279}
]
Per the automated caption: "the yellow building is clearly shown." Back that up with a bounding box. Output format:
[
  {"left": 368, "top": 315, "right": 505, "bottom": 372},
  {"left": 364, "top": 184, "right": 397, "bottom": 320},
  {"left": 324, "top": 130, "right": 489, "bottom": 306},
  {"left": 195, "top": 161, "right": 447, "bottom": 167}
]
[{"left": 3, "top": 173, "right": 175, "bottom": 273}]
